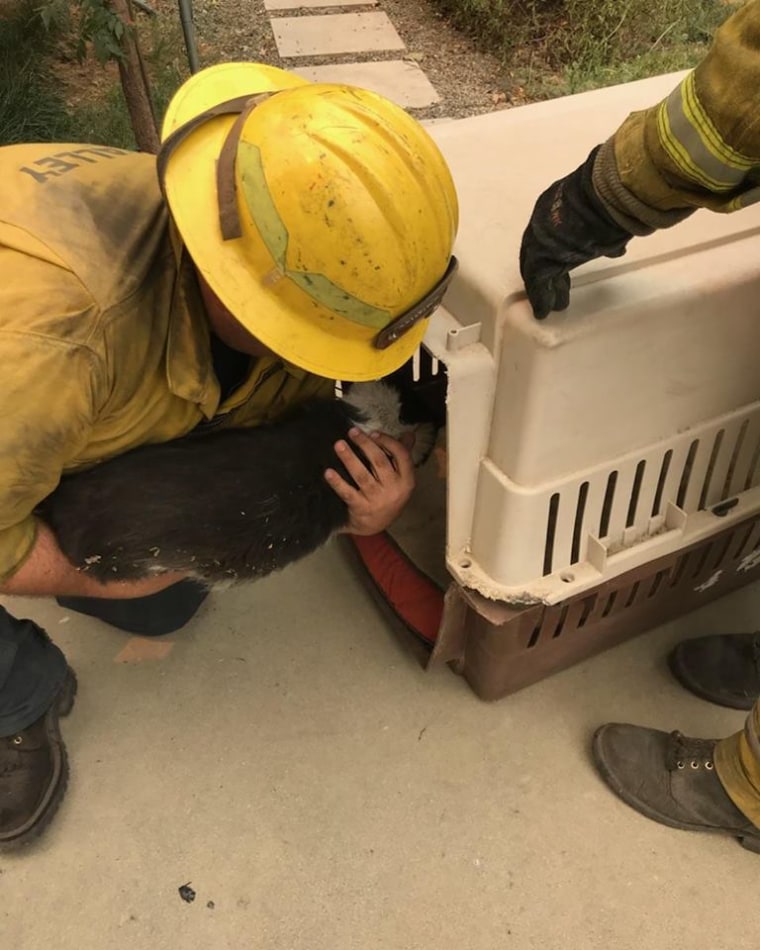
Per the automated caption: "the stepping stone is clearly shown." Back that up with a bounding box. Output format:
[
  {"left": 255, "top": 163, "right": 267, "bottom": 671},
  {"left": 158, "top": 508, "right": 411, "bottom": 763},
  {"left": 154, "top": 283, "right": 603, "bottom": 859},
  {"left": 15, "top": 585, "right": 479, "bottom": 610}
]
[
  {"left": 295, "top": 60, "right": 440, "bottom": 108},
  {"left": 273, "top": 12, "right": 406, "bottom": 58},
  {"left": 265, "top": 0, "right": 376, "bottom": 8}
]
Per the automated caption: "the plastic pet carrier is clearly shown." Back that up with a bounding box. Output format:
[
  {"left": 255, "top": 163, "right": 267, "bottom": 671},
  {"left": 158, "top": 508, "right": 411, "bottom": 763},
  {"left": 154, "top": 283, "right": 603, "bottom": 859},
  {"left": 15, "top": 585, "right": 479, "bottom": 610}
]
[{"left": 345, "top": 71, "right": 760, "bottom": 700}]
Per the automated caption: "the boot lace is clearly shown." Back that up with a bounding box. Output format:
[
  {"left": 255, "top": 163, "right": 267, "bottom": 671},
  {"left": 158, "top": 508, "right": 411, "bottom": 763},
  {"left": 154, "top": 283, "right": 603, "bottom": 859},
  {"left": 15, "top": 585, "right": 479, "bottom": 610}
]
[{"left": 665, "top": 730, "right": 716, "bottom": 773}]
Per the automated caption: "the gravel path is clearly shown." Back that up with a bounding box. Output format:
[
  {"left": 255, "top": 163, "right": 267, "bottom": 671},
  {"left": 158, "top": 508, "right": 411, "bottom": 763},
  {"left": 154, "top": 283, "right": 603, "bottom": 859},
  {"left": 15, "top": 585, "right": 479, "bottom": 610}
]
[{"left": 192, "top": 0, "right": 516, "bottom": 119}]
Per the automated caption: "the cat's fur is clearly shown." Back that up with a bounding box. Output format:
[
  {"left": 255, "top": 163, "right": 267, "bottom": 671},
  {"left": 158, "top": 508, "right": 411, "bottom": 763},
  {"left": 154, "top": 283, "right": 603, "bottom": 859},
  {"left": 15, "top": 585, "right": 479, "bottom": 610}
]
[{"left": 38, "top": 382, "right": 434, "bottom": 588}]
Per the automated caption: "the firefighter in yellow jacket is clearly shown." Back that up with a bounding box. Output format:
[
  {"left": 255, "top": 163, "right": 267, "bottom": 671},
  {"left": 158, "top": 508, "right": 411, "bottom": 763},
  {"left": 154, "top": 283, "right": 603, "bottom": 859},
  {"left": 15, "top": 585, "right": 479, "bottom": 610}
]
[
  {"left": 0, "top": 64, "right": 459, "bottom": 849},
  {"left": 521, "top": 0, "right": 760, "bottom": 851}
]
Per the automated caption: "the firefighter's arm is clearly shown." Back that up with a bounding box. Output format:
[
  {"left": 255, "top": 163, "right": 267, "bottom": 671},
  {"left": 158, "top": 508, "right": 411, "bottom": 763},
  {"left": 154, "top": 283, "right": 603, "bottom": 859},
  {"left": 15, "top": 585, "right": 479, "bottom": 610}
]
[
  {"left": 597, "top": 0, "right": 760, "bottom": 230},
  {"left": 0, "top": 333, "right": 183, "bottom": 598},
  {"left": 521, "top": 0, "right": 760, "bottom": 319},
  {"left": 1, "top": 521, "right": 186, "bottom": 598}
]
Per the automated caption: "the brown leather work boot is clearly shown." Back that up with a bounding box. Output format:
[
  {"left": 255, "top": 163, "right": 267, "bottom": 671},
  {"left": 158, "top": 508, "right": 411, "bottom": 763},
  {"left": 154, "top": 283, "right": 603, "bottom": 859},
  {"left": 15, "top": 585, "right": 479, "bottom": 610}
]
[
  {"left": 668, "top": 633, "right": 760, "bottom": 710},
  {"left": 593, "top": 723, "right": 760, "bottom": 853},
  {"left": 0, "top": 668, "right": 77, "bottom": 852}
]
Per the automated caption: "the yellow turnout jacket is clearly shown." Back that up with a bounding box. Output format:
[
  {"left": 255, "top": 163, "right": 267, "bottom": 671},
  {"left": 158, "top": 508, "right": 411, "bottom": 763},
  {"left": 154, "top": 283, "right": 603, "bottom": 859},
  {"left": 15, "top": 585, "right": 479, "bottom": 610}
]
[
  {"left": 593, "top": 0, "right": 760, "bottom": 233},
  {"left": 0, "top": 144, "right": 331, "bottom": 581}
]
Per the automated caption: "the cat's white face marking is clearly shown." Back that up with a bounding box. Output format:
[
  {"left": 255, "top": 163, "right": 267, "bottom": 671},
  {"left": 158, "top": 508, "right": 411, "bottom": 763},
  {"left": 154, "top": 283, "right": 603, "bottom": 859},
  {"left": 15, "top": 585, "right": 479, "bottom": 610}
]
[{"left": 341, "top": 381, "right": 436, "bottom": 466}]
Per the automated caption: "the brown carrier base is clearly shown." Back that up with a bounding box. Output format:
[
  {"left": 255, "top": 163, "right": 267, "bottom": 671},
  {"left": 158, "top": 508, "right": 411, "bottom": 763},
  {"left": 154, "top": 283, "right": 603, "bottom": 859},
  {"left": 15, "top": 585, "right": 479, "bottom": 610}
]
[
  {"left": 344, "top": 357, "right": 760, "bottom": 700},
  {"left": 344, "top": 514, "right": 760, "bottom": 702},
  {"left": 432, "top": 514, "right": 760, "bottom": 701}
]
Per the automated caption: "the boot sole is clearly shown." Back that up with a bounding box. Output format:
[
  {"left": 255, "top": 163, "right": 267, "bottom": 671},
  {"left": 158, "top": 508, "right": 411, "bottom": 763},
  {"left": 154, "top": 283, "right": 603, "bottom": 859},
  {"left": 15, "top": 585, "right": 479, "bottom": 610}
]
[
  {"left": 0, "top": 667, "right": 77, "bottom": 852},
  {"left": 592, "top": 726, "right": 760, "bottom": 855},
  {"left": 667, "top": 649, "right": 757, "bottom": 711}
]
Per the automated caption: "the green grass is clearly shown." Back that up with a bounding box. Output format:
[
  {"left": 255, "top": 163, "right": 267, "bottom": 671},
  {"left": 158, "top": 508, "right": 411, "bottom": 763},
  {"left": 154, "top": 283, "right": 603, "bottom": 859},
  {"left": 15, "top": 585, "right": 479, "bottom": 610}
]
[
  {"left": 63, "top": 16, "right": 187, "bottom": 149},
  {"left": 2, "top": 0, "right": 743, "bottom": 144},
  {"left": 0, "top": 1, "right": 185, "bottom": 149},
  {"left": 64, "top": 42, "right": 186, "bottom": 148},
  {"left": 0, "top": 3, "right": 73, "bottom": 143},
  {"left": 430, "top": 0, "right": 738, "bottom": 97},
  {"left": 63, "top": 82, "right": 138, "bottom": 149}
]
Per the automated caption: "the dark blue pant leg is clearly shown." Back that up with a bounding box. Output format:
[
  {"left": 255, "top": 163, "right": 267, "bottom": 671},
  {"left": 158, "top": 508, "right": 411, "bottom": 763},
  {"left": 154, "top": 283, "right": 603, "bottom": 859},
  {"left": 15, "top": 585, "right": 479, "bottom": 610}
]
[
  {"left": 56, "top": 579, "right": 209, "bottom": 636},
  {"left": 0, "top": 605, "right": 67, "bottom": 736}
]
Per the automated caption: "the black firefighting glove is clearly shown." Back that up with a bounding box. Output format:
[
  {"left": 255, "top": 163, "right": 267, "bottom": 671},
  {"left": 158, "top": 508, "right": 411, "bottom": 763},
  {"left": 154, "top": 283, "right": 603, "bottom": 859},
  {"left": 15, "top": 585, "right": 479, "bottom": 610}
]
[{"left": 519, "top": 146, "right": 633, "bottom": 319}]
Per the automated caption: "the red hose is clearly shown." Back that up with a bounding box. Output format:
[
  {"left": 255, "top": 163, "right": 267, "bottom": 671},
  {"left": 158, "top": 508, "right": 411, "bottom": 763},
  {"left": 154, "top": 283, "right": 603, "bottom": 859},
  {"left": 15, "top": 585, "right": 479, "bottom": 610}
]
[{"left": 346, "top": 532, "right": 443, "bottom": 645}]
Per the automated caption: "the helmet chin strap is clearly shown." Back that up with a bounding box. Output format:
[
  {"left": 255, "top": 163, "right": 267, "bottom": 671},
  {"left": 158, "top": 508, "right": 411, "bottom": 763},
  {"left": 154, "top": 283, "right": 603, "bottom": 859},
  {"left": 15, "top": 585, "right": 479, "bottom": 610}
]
[{"left": 373, "top": 256, "right": 459, "bottom": 350}]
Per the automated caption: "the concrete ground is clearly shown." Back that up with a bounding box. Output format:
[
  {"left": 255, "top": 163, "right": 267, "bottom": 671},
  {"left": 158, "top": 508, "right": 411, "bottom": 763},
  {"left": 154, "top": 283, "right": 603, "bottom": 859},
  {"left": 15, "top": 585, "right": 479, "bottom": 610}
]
[
  {"left": 6, "top": 2, "right": 754, "bottom": 944},
  {"left": 2, "top": 544, "right": 759, "bottom": 950}
]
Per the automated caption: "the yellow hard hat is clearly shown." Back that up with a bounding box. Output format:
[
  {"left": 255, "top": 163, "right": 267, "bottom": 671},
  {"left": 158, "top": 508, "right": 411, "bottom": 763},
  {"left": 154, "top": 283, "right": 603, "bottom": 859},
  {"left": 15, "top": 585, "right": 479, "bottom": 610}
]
[{"left": 158, "top": 62, "right": 459, "bottom": 381}]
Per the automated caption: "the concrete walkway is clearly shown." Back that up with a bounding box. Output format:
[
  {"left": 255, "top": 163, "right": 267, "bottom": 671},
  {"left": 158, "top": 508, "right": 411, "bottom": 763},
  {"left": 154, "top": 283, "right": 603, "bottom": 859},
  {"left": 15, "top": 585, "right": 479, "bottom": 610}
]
[
  {"left": 3, "top": 11, "right": 759, "bottom": 950},
  {"left": 2, "top": 552, "right": 760, "bottom": 949},
  {"left": 264, "top": 0, "right": 442, "bottom": 110}
]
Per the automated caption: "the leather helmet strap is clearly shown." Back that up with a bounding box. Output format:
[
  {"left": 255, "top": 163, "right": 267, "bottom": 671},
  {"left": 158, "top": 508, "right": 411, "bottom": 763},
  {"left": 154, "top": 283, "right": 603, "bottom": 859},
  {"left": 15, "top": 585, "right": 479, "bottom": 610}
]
[
  {"left": 215, "top": 95, "right": 269, "bottom": 240},
  {"left": 155, "top": 92, "right": 273, "bottom": 242},
  {"left": 374, "top": 256, "right": 459, "bottom": 350}
]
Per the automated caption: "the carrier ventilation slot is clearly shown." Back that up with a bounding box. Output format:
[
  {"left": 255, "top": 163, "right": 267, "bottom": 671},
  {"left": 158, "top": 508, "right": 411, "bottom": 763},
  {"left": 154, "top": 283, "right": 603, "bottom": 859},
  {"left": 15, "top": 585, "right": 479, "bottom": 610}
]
[
  {"left": 648, "top": 570, "right": 668, "bottom": 598},
  {"left": 651, "top": 450, "right": 673, "bottom": 517},
  {"left": 713, "top": 534, "right": 733, "bottom": 569},
  {"left": 676, "top": 440, "right": 700, "bottom": 509},
  {"left": 724, "top": 420, "right": 749, "bottom": 498},
  {"left": 543, "top": 493, "right": 560, "bottom": 576},
  {"left": 735, "top": 522, "right": 756, "bottom": 559},
  {"left": 691, "top": 543, "right": 713, "bottom": 578},
  {"left": 599, "top": 471, "right": 618, "bottom": 539},
  {"left": 744, "top": 429, "right": 760, "bottom": 491},
  {"left": 601, "top": 591, "right": 617, "bottom": 618},
  {"left": 669, "top": 553, "right": 689, "bottom": 587},
  {"left": 577, "top": 596, "right": 595, "bottom": 628},
  {"left": 626, "top": 460, "right": 646, "bottom": 527},
  {"left": 552, "top": 605, "right": 569, "bottom": 639},
  {"left": 527, "top": 622, "right": 542, "bottom": 649},
  {"left": 520, "top": 418, "right": 760, "bottom": 588},
  {"left": 736, "top": 520, "right": 760, "bottom": 560},
  {"left": 517, "top": 518, "right": 760, "bottom": 673},
  {"left": 411, "top": 346, "right": 441, "bottom": 383},
  {"left": 571, "top": 482, "right": 589, "bottom": 565},
  {"left": 624, "top": 581, "right": 640, "bottom": 608},
  {"left": 698, "top": 429, "right": 725, "bottom": 510}
]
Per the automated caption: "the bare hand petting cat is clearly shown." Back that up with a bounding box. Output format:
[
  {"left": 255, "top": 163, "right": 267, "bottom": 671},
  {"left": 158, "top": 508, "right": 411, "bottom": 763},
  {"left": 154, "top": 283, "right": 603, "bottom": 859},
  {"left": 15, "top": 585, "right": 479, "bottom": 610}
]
[{"left": 325, "top": 427, "right": 415, "bottom": 536}]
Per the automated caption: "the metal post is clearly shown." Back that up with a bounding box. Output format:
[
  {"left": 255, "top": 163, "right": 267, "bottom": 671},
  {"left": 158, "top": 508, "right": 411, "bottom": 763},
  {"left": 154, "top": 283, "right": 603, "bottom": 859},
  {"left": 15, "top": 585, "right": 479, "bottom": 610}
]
[{"left": 177, "top": 0, "right": 200, "bottom": 74}]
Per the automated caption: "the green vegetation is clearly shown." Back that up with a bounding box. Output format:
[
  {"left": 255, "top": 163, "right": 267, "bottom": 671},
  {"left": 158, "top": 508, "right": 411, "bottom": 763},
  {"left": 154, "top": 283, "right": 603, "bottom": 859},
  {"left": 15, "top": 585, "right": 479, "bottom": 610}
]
[
  {"left": 0, "top": 0, "right": 185, "bottom": 148},
  {"left": 61, "top": 16, "right": 186, "bottom": 149},
  {"left": 0, "top": 0, "right": 743, "bottom": 145},
  {"left": 0, "top": 3, "right": 73, "bottom": 142},
  {"left": 430, "top": 0, "right": 737, "bottom": 96}
]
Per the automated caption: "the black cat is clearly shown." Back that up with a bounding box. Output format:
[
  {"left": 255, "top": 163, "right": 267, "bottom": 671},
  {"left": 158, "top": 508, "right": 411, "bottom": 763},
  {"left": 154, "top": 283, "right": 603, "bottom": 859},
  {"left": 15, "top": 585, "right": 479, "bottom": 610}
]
[{"left": 38, "top": 382, "right": 434, "bottom": 587}]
